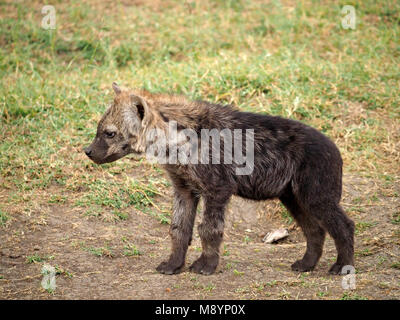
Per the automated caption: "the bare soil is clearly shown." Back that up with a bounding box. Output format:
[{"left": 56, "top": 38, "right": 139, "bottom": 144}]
[{"left": 1, "top": 168, "right": 399, "bottom": 300}]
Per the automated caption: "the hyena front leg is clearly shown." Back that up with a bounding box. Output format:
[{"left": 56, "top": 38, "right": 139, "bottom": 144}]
[
  {"left": 190, "top": 195, "right": 230, "bottom": 275},
  {"left": 156, "top": 187, "right": 199, "bottom": 275}
]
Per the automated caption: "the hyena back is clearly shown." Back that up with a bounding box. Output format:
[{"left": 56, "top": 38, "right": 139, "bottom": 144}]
[{"left": 85, "top": 83, "right": 355, "bottom": 275}]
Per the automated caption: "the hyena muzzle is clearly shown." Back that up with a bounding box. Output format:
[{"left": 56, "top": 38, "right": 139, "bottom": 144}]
[{"left": 84, "top": 83, "right": 355, "bottom": 275}]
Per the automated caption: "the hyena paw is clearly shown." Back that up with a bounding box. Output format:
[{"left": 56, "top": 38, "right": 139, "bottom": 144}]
[
  {"left": 189, "top": 255, "right": 218, "bottom": 275},
  {"left": 329, "top": 262, "right": 354, "bottom": 275},
  {"left": 291, "top": 260, "right": 316, "bottom": 272},
  {"left": 156, "top": 261, "right": 183, "bottom": 275}
]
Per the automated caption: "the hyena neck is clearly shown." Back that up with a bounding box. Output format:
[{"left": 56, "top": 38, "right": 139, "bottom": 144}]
[
  {"left": 134, "top": 88, "right": 237, "bottom": 131},
  {"left": 140, "top": 99, "right": 250, "bottom": 169},
  {"left": 132, "top": 90, "right": 239, "bottom": 157}
]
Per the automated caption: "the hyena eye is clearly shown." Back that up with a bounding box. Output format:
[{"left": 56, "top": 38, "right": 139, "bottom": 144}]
[{"left": 104, "top": 131, "right": 116, "bottom": 138}]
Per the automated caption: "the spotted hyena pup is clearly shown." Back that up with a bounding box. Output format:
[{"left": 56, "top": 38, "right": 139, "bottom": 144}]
[{"left": 84, "top": 83, "right": 355, "bottom": 275}]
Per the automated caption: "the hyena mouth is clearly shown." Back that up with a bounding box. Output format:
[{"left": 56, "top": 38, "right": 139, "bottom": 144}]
[
  {"left": 89, "top": 153, "right": 123, "bottom": 165},
  {"left": 104, "top": 153, "right": 127, "bottom": 163}
]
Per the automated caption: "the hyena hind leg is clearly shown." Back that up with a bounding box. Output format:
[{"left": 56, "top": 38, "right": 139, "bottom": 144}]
[
  {"left": 280, "top": 190, "right": 326, "bottom": 272},
  {"left": 300, "top": 198, "right": 355, "bottom": 275},
  {"left": 318, "top": 204, "right": 355, "bottom": 275}
]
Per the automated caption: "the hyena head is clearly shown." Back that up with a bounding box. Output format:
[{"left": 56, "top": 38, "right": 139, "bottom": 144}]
[{"left": 84, "top": 82, "right": 154, "bottom": 164}]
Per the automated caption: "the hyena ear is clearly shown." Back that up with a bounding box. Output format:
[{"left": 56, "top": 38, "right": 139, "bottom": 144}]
[
  {"left": 130, "top": 94, "right": 152, "bottom": 127},
  {"left": 112, "top": 82, "right": 122, "bottom": 95}
]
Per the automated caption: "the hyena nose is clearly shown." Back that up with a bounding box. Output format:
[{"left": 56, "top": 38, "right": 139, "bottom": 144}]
[{"left": 84, "top": 147, "right": 92, "bottom": 157}]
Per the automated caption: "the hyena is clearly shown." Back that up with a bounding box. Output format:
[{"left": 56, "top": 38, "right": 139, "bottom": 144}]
[{"left": 84, "top": 83, "right": 355, "bottom": 275}]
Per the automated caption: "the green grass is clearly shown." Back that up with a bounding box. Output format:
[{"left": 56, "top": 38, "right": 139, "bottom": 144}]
[
  {"left": 391, "top": 212, "right": 400, "bottom": 225},
  {"left": 0, "top": 209, "right": 9, "bottom": 226},
  {"left": 340, "top": 292, "right": 368, "bottom": 300},
  {"left": 73, "top": 176, "right": 158, "bottom": 217},
  {"left": 355, "top": 221, "right": 376, "bottom": 234},
  {"left": 54, "top": 265, "right": 74, "bottom": 278},
  {"left": 85, "top": 246, "right": 113, "bottom": 257},
  {"left": 233, "top": 269, "right": 244, "bottom": 276},
  {"left": 0, "top": 0, "right": 399, "bottom": 226},
  {"left": 123, "top": 244, "right": 142, "bottom": 257},
  {"left": 26, "top": 254, "right": 44, "bottom": 264},
  {"left": 121, "top": 238, "right": 142, "bottom": 257},
  {"left": 280, "top": 207, "right": 294, "bottom": 225}
]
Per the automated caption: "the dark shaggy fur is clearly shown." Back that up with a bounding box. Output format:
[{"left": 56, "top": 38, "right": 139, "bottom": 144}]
[{"left": 85, "top": 83, "right": 355, "bottom": 275}]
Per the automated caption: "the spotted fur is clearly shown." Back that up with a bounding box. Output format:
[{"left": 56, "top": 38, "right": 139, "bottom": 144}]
[{"left": 85, "top": 83, "right": 355, "bottom": 275}]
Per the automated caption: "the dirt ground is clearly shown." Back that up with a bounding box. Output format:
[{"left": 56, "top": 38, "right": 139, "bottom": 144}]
[{"left": 1, "top": 164, "right": 399, "bottom": 300}]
